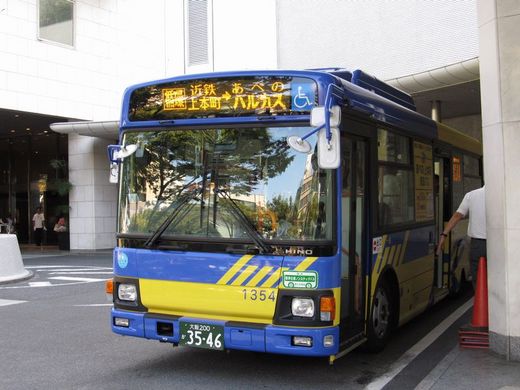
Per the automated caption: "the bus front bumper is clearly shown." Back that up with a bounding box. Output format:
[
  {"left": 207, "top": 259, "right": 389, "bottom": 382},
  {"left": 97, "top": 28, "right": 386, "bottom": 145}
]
[{"left": 111, "top": 308, "right": 340, "bottom": 357}]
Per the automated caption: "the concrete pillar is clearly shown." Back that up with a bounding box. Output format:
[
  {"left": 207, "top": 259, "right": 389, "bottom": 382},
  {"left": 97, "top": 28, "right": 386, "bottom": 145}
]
[
  {"left": 477, "top": 0, "right": 520, "bottom": 360},
  {"left": 68, "top": 134, "right": 117, "bottom": 250}
]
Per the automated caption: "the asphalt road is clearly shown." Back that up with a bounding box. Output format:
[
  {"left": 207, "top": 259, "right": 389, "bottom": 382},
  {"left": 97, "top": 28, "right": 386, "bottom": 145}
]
[{"left": 0, "top": 253, "right": 473, "bottom": 390}]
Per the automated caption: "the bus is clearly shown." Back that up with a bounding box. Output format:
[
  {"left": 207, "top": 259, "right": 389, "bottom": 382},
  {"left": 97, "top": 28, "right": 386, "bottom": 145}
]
[{"left": 106, "top": 68, "right": 482, "bottom": 363}]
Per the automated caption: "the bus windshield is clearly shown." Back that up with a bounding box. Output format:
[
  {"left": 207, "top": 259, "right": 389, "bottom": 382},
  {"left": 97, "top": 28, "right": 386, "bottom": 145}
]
[{"left": 118, "top": 127, "right": 334, "bottom": 243}]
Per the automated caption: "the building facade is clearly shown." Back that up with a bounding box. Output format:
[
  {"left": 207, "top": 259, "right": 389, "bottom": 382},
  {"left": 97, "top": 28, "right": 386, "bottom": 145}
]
[{"left": 0, "top": 0, "right": 277, "bottom": 248}]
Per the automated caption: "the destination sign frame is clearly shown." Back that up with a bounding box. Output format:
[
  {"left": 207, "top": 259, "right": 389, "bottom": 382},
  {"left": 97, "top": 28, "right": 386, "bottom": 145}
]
[{"left": 128, "top": 76, "right": 317, "bottom": 121}]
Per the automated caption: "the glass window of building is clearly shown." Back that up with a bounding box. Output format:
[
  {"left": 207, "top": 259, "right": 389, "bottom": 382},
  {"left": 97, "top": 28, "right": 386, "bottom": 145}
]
[
  {"left": 0, "top": 110, "right": 69, "bottom": 245},
  {"left": 38, "top": 0, "right": 74, "bottom": 47}
]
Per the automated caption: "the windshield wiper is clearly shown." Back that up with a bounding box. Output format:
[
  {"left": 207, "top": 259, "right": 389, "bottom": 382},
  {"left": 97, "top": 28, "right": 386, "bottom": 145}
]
[
  {"left": 216, "top": 189, "right": 272, "bottom": 254},
  {"left": 144, "top": 187, "right": 202, "bottom": 248}
]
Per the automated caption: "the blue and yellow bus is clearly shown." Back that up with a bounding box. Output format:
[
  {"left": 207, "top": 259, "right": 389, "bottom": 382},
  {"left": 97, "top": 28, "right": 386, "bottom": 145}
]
[{"left": 107, "top": 69, "right": 482, "bottom": 363}]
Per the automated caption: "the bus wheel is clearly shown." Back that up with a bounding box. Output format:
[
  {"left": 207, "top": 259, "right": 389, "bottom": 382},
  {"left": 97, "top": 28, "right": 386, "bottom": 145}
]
[{"left": 366, "top": 280, "right": 394, "bottom": 352}]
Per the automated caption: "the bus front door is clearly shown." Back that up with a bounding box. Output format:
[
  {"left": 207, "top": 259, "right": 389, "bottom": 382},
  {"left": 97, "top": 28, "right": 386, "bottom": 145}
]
[{"left": 339, "top": 135, "right": 368, "bottom": 349}]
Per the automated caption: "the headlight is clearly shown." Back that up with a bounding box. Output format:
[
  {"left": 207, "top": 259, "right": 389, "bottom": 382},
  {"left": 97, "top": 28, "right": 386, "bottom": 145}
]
[
  {"left": 118, "top": 283, "right": 137, "bottom": 301},
  {"left": 291, "top": 297, "right": 314, "bottom": 317}
]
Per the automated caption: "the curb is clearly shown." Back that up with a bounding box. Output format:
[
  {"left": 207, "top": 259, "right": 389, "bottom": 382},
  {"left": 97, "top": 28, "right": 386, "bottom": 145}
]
[{"left": 0, "top": 270, "right": 34, "bottom": 286}]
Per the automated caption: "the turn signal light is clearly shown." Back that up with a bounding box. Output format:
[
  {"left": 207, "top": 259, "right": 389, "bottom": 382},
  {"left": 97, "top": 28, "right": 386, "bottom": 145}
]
[
  {"left": 105, "top": 279, "right": 114, "bottom": 294},
  {"left": 320, "top": 296, "right": 335, "bottom": 321}
]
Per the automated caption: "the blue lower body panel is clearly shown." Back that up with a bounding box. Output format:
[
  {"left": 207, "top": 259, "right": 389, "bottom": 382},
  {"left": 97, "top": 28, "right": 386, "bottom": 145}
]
[{"left": 111, "top": 309, "right": 339, "bottom": 356}]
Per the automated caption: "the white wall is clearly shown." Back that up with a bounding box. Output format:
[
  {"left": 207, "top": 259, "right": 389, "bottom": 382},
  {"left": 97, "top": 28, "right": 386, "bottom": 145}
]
[
  {"left": 478, "top": 0, "right": 520, "bottom": 360},
  {"left": 0, "top": 0, "right": 168, "bottom": 121},
  {"left": 0, "top": 0, "right": 279, "bottom": 123},
  {"left": 276, "top": 0, "right": 479, "bottom": 78},
  {"left": 68, "top": 134, "right": 116, "bottom": 250},
  {"left": 213, "top": 0, "right": 277, "bottom": 71},
  {"left": 165, "top": 0, "right": 186, "bottom": 77}
]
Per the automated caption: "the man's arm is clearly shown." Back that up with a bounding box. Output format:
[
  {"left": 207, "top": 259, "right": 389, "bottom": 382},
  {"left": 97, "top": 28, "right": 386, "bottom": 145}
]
[{"left": 436, "top": 212, "right": 465, "bottom": 255}]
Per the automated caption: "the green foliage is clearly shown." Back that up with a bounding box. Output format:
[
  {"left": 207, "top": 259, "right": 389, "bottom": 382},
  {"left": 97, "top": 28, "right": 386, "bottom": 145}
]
[
  {"left": 48, "top": 159, "right": 72, "bottom": 195},
  {"left": 52, "top": 180, "right": 73, "bottom": 196},
  {"left": 267, "top": 194, "right": 294, "bottom": 220}
]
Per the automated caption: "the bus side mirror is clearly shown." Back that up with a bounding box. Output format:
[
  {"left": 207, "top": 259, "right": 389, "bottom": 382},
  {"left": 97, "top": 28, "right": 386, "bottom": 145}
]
[
  {"left": 107, "top": 144, "right": 137, "bottom": 184},
  {"left": 311, "top": 106, "right": 341, "bottom": 169},
  {"left": 107, "top": 145, "right": 120, "bottom": 183},
  {"left": 317, "top": 127, "right": 340, "bottom": 169},
  {"left": 109, "top": 162, "right": 119, "bottom": 184}
]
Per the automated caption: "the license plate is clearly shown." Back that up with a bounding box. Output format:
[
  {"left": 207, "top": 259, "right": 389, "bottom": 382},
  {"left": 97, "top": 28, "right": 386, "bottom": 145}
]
[{"left": 179, "top": 322, "right": 224, "bottom": 350}]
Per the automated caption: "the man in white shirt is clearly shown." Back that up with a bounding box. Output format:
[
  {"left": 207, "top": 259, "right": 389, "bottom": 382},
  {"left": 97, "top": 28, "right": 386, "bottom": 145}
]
[
  {"left": 437, "top": 186, "right": 486, "bottom": 289},
  {"left": 32, "top": 207, "right": 45, "bottom": 246}
]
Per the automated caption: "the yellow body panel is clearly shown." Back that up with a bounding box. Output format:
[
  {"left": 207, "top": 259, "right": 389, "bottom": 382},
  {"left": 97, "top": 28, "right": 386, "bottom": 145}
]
[
  {"left": 140, "top": 278, "right": 278, "bottom": 323},
  {"left": 139, "top": 278, "right": 342, "bottom": 326},
  {"left": 437, "top": 122, "right": 482, "bottom": 155},
  {"left": 396, "top": 254, "right": 434, "bottom": 284}
]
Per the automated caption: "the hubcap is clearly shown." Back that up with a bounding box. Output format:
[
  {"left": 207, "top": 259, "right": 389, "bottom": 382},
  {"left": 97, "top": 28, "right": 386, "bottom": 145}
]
[{"left": 372, "top": 287, "right": 390, "bottom": 338}]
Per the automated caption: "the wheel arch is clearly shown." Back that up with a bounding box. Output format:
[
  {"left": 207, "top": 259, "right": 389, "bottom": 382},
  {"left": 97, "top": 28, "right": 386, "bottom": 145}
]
[{"left": 378, "top": 266, "right": 400, "bottom": 329}]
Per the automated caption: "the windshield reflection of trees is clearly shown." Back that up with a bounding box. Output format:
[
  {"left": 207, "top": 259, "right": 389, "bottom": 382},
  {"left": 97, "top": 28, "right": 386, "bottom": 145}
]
[{"left": 121, "top": 128, "right": 331, "bottom": 241}]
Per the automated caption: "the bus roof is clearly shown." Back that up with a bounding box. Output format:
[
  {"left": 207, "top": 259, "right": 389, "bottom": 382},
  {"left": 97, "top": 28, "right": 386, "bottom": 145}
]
[{"left": 120, "top": 69, "right": 437, "bottom": 140}]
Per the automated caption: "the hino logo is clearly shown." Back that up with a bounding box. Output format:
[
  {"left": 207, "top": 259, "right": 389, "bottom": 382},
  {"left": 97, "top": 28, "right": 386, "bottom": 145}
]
[{"left": 275, "top": 247, "right": 314, "bottom": 256}]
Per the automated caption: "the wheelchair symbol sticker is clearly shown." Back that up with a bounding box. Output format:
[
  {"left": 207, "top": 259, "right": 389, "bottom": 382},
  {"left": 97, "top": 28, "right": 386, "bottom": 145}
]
[
  {"left": 291, "top": 83, "right": 315, "bottom": 111},
  {"left": 117, "top": 252, "right": 129, "bottom": 269}
]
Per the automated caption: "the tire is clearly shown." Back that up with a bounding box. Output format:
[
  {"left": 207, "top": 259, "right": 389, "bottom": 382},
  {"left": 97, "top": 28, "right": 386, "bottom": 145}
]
[{"left": 366, "top": 279, "right": 395, "bottom": 352}]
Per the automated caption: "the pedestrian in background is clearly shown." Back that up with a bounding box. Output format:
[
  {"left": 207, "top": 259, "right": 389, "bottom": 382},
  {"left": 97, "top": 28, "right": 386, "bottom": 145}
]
[
  {"left": 32, "top": 207, "right": 46, "bottom": 246},
  {"left": 53, "top": 216, "right": 67, "bottom": 233},
  {"left": 437, "top": 186, "right": 486, "bottom": 289}
]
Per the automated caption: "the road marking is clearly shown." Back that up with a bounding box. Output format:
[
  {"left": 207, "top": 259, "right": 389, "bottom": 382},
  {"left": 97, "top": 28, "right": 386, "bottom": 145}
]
[
  {"left": 414, "top": 345, "right": 460, "bottom": 390},
  {"left": 365, "top": 298, "right": 473, "bottom": 390},
  {"left": 0, "top": 265, "right": 112, "bottom": 289},
  {"left": 48, "top": 271, "right": 113, "bottom": 275},
  {"left": 73, "top": 304, "right": 113, "bottom": 307},
  {"left": 29, "top": 281, "right": 53, "bottom": 287},
  {"left": 0, "top": 299, "right": 27, "bottom": 307},
  {"left": 49, "top": 276, "right": 108, "bottom": 282}
]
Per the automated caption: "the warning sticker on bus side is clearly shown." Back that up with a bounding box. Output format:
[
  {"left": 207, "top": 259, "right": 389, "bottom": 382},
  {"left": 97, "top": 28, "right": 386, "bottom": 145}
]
[
  {"left": 282, "top": 271, "right": 318, "bottom": 289},
  {"left": 372, "top": 237, "right": 383, "bottom": 254}
]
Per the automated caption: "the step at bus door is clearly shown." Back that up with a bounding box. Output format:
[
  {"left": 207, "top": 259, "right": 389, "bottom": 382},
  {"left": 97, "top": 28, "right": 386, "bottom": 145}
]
[{"left": 339, "top": 134, "right": 368, "bottom": 347}]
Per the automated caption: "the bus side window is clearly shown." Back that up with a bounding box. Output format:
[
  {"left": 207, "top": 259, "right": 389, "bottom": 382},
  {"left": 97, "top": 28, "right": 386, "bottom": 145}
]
[
  {"left": 378, "top": 168, "right": 414, "bottom": 225},
  {"left": 377, "top": 129, "right": 414, "bottom": 227},
  {"left": 378, "top": 172, "right": 393, "bottom": 225}
]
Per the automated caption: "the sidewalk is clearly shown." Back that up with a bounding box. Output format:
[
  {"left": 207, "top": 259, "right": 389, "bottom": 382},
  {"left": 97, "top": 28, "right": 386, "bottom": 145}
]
[
  {"left": 416, "top": 346, "right": 520, "bottom": 390},
  {"left": 19, "top": 244, "right": 112, "bottom": 258}
]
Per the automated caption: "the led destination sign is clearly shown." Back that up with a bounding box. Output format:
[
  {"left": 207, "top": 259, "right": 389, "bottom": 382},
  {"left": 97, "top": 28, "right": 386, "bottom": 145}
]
[{"left": 128, "top": 76, "right": 317, "bottom": 121}]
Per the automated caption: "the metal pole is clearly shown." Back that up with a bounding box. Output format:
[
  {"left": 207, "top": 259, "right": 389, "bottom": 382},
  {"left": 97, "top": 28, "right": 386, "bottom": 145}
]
[{"left": 431, "top": 100, "right": 442, "bottom": 122}]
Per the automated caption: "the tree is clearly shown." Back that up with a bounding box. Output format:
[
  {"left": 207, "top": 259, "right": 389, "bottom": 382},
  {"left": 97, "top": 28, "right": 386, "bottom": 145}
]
[{"left": 123, "top": 128, "right": 294, "bottom": 234}]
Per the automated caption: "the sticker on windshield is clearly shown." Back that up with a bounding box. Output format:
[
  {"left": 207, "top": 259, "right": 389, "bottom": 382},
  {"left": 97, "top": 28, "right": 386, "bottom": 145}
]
[{"left": 282, "top": 270, "right": 318, "bottom": 289}]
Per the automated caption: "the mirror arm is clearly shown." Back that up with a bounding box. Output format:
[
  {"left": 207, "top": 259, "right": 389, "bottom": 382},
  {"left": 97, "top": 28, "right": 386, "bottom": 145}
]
[
  {"left": 300, "top": 124, "right": 325, "bottom": 142},
  {"left": 324, "top": 84, "right": 345, "bottom": 145}
]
